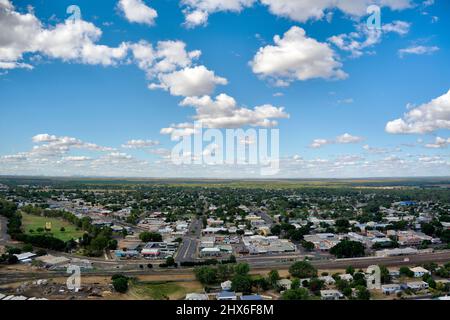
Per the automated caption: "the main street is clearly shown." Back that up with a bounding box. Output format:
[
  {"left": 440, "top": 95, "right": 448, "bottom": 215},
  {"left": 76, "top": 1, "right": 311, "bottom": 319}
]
[{"left": 175, "top": 217, "right": 202, "bottom": 263}]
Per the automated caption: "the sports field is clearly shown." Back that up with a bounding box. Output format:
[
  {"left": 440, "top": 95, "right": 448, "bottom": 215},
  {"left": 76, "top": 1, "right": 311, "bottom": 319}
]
[{"left": 21, "top": 212, "right": 84, "bottom": 242}]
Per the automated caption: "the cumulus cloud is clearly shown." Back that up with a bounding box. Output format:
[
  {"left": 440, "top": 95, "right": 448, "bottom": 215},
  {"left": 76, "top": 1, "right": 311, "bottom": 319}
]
[
  {"left": 363, "top": 144, "right": 389, "bottom": 154},
  {"left": 161, "top": 94, "right": 289, "bottom": 140},
  {"left": 122, "top": 139, "right": 160, "bottom": 149},
  {"left": 260, "top": 0, "right": 412, "bottom": 23},
  {"left": 0, "top": 2, "right": 224, "bottom": 98},
  {"left": 117, "top": 0, "right": 158, "bottom": 25},
  {"left": 180, "top": 94, "right": 289, "bottom": 128},
  {"left": 251, "top": 26, "right": 347, "bottom": 86},
  {"left": 0, "top": 1, "right": 129, "bottom": 68},
  {"left": 310, "top": 133, "right": 364, "bottom": 148},
  {"left": 328, "top": 21, "right": 411, "bottom": 58},
  {"left": 424, "top": 137, "right": 450, "bottom": 149},
  {"left": 150, "top": 65, "right": 228, "bottom": 96},
  {"left": 160, "top": 123, "right": 198, "bottom": 141},
  {"left": 130, "top": 40, "right": 225, "bottom": 96},
  {"left": 179, "top": 0, "right": 412, "bottom": 27},
  {"left": 386, "top": 89, "right": 450, "bottom": 134},
  {"left": 180, "top": 0, "right": 256, "bottom": 27},
  {"left": 398, "top": 45, "right": 439, "bottom": 58}
]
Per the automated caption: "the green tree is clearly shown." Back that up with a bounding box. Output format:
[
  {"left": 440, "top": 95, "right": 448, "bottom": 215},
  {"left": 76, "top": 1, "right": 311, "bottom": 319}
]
[
  {"left": 400, "top": 266, "right": 414, "bottom": 278},
  {"left": 234, "top": 263, "right": 250, "bottom": 276},
  {"left": 166, "top": 256, "right": 176, "bottom": 267},
  {"left": 289, "top": 261, "right": 317, "bottom": 278},
  {"left": 22, "top": 244, "right": 33, "bottom": 252},
  {"left": 281, "top": 288, "right": 310, "bottom": 300},
  {"left": 268, "top": 270, "right": 280, "bottom": 288},
  {"left": 112, "top": 276, "right": 129, "bottom": 293},
  {"left": 346, "top": 266, "right": 355, "bottom": 275},
  {"left": 231, "top": 274, "right": 252, "bottom": 293},
  {"left": 139, "top": 232, "right": 162, "bottom": 243},
  {"left": 195, "top": 266, "right": 217, "bottom": 285},
  {"left": 355, "top": 286, "right": 371, "bottom": 300},
  {"left": 330, "top": 240, "right": 365, "bottom": 258},
  {"left": 301, "top": 241, "right": 315, "bottom": 251}
]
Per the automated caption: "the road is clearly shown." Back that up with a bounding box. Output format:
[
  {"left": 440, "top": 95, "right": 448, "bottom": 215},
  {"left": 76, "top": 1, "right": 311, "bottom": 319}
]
[
  {"left": 255, "top": 210, "right": 274, "bottom": 225},
  {"left": 175, "top": 217, "right": 202, "bottom": 263}
]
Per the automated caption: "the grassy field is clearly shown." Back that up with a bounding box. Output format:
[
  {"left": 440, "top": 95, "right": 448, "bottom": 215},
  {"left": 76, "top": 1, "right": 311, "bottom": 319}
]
[
  {"left": 21, "top": 212, "right": 84, "bottom": 242},
  {"left": 128, "top": 281, "right": 203, "bottom": 300}
]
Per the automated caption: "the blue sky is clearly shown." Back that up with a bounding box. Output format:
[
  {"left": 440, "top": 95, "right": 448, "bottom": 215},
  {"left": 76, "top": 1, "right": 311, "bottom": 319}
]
[{"left": 0, "top": 0, "right": 449, "bottom": 178}]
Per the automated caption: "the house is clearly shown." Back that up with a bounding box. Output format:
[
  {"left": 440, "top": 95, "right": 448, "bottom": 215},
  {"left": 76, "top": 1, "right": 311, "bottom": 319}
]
[
  {"left": 185, "top": 293, "right": 209, "bottom": 300},
  {"left": 320, "top": 290, "right": 344, "bottom": 300},
  {"left": 406, "top": 281, "right": 429, "bottom": 291},
  {"left": 115, "top": 250, "right": 139, "bottom": 259},
  {"left": 277, "top": 279, "right": 292, "bottom": 290},
  {"left": 200, "top": 247, "right": 221, "bottom": 257},
  {"left": 217, "top": 291, "right": 237, "bottom": 301},
  {"left": 14, "top": 252, "right": 37, "bottom": 263},
  {"left": 340, "top": 274, "right": 354, "bottom": 282},
  {"left": 221, "top": 280, "right": 232, "bottom": 291},
  {"left": 410, "top": 267, "right": 430, "bottom": 278},
  {"left": 382, "top": 284, "right": 402, "bottom": 295},
  {"left": 319, "top": 276, "right": 336, "bottom": 285},
  {"left": 389, "top": 269, "right": 400, "bottom": 278}
]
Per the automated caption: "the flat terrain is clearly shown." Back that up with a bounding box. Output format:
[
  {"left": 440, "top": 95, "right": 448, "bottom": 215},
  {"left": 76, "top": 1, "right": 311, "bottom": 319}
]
[
  {"left": 21, "top": 212, "right": 84, "bottom": 242},
  {"left": 127, "top": 281, "right": 203, "bottom": 300}
]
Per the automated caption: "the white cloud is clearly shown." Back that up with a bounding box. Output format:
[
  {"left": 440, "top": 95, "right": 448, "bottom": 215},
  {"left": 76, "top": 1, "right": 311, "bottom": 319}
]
[
  {"left": 382, "top": 20, "right": 411, "bottom": 35},
  {"left": 251, "top": 26, "right": 347, "bottom": 86},
  {"left": 160, "top": 123, "right": 198, "bottom": 141},
  {"left": 179, "top": 0, "right": 413, "bottom": 27},
  {"left": 260, "top": 0, "right": 412, "bottom": 23},
  {"left": 338, "top": 98, "right": 354, "bottom": 104},
  {"left": 122, "top": 139, "right": 160, "bottom": 149},
  {"left": 161, "top": 94, "right": 289, "bottom": 140},
  {"left": 310, "top": 139, "right": 331, "bottom": 149},
  {"left": 180, "top": 93, "right": 289, "bottom": 128},
  {"left": 329, "top": 21, "right": 410, "bottom": 58},
  {"left": 63, "top": 156, "right": 92, "bottom": 162},
  {"left": 117, "top": 0, "right": 158, "bottom": 26},
  {"left": 0, "top": 2, "right": 224, "bottom": 98},
  {"left": 398, "top": 45, "right": 439, "bottom": 57},
  {"left": 130, "top": 40, "right": 225, "bottom": 96},
  {"left": 150, "top": 65, "right": 228, "bottom": 96},
  {"left": 0, "top": 1, "right": 129, "bottom": 68},
  {"left": 310, "top": 133, "right": 364, "bottom": 148},
  {"left": 336, "top": 133, "right": 364, "bottom": 144},
  {"left": 180, "top": 0, "right": 256, "bottom": 27},
  {"left": 424, "top": 137, "right": 450, "bottom": 149},
  {"left": 386, "top": 89, "right": 450, "bottom": 134},
  {"left": 363, "top": 144, "right": 389, "bottom": 154}
]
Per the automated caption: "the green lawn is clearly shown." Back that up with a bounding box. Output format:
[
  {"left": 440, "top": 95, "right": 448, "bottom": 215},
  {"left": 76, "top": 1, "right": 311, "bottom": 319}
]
[{"left": 21, "top": 212, "right": 84, "bottom": 242}]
